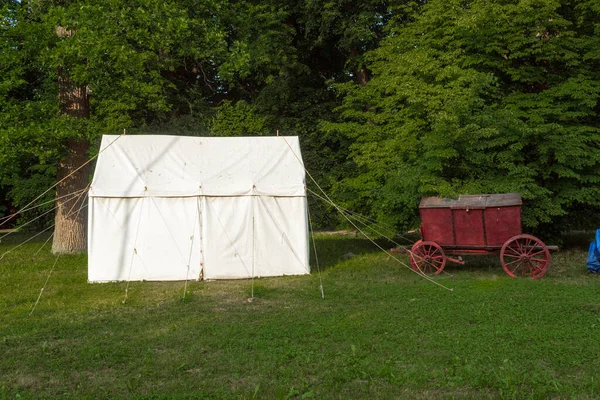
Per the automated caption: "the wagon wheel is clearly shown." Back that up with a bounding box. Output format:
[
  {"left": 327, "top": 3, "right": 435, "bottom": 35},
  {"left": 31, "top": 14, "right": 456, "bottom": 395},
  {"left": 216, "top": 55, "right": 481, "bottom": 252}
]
[
  {"left": 410, "top": 240, "right": 446, "bottom": 275},
  {"left": 500, "top": 234, "right": 551, "bottom": 279}
]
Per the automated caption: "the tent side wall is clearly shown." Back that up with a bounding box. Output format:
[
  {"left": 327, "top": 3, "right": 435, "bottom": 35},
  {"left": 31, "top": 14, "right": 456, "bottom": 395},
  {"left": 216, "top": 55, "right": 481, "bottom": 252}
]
[
  {"left": 88, "top": 195, "right": 309, "bottom": 282},
  {"left": 201, "top": 196, "right": 309, "bottom": 280},
  {"left": 88, "top": 196, "right": 202, "bottom": 282}
]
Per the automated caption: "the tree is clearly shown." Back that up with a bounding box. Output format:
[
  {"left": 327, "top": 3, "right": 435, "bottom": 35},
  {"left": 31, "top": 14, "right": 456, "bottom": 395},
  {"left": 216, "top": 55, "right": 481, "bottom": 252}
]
[
  {"left": 0, "top": 0, "right": 303, "bottom": 251},
  {"left": 326, "top": 0, "right": 600, "bottom": 235}
]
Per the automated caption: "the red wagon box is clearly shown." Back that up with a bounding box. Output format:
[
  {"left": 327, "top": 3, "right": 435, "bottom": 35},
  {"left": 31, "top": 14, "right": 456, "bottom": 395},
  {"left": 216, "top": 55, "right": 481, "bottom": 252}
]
[
  {"left": 403, "top": 193, "right": 553, "bottom": 279},
  {"left": 419, "top": 193, "right": 522, "bottom": 248}
]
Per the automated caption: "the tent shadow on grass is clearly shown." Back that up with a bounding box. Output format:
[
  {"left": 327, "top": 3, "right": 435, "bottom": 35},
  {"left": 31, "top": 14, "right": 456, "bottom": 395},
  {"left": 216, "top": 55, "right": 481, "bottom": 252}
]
[{"left": 309, "top": 234, "right": 414, "bottom": 272}]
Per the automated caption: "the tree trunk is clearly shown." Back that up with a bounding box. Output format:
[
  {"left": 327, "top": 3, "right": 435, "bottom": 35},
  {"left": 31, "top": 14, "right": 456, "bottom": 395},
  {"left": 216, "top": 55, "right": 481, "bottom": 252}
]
[
  {"left": 357, "top": 65, "right": 368, "bottom": 87},
  {"left": 350, "top": 49, "right": 369, "bottom": 87},
  {"left": 52, "top": 67, "right": 90, "bottom": 254},
  {"left": 52, "top": 139, "right": 89, "bottom": 254}
]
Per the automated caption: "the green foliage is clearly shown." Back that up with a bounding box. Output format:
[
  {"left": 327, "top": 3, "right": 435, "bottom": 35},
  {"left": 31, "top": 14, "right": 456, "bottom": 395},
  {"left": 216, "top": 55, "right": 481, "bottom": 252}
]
[
  {"left": 211, "top": 100, "right": 269, "bottom": 136},
  {"left": 0, "top": 0, "right": 307, "bottom": 216},
  {"left": 5, "top": 0, "right": 599, "bottom": 234},
  {"left": 327, "top": 0, "right": 600, "bottom": 235}
]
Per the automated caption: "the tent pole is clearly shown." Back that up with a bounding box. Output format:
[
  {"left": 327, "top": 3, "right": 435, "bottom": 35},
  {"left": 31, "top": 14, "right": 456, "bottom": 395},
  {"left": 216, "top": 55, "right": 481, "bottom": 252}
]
[
  {"left": 183, "top": 196, "right": 200, "bottom": 301},
  {"left": 123, "top": 195, "right": 146, "bottom": 304},
  {"left": 307, "top": 201, "right": 325, "bottom": 299},
  {"left": 251, "top": 210, "right": 255, "bottom": 301},
  {"left": 198, "top": 194, "right": 204, "bottom": 281}
]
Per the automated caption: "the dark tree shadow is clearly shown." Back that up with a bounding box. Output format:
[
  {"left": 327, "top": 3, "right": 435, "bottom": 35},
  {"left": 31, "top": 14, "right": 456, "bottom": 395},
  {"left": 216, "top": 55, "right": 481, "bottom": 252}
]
[{"left": 309, "top": 233, "right": 417, "bottom": 271}]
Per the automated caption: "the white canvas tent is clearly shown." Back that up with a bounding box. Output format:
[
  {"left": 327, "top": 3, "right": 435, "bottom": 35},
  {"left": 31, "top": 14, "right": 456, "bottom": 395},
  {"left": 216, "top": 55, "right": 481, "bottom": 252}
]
[{"left": 88, "top": 134, "right": 310, "bottom": 282}]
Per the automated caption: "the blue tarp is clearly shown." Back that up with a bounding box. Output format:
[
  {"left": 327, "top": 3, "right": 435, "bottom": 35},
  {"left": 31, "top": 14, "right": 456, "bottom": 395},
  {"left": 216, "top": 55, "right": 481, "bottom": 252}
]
[{"left": 586, "top": 229, "right": 600, "bottom": 273}]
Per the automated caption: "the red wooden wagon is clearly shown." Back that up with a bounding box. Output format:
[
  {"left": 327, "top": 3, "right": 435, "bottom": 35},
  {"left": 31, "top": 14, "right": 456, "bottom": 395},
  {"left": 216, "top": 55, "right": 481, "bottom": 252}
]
[{"left": 403, "top": 193, "right": 553, "bottom": 279}]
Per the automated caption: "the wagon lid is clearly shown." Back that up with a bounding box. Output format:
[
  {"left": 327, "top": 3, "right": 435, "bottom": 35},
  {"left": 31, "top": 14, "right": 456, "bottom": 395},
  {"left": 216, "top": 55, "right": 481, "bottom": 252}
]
[{"left": 420, "top": 193, "right": 522, "bottom": 209}]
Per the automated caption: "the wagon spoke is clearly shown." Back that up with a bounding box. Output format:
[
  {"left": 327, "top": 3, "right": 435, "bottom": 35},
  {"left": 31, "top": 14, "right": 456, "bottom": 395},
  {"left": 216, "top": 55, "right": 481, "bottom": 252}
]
[
  {"left": 506, "top": 246, "right": 521, "bottom": 255},
  {"left": 424, "top": 262, "right": 433, "bottom": 273},
  {"left": 504, "top": 259, "right": 522, "bottom": 267},
  {"left": 503, "top": 253, "right": 521, "bottom": 258},
  {"left": 531, "top": 261, "right": 544, "bottom": 273},
  {"left": 516, "top": 239, "right": 524, "bottom": 253},
  {"left": 531, "top": 260, "right": 542, "bottom": 272},
  {"left": 528, "top": 260, "right": 536, "bottom": 274},
  {"left": 526, "top": 242, "right": 539, "bottom": 256},
  {"left": 522, "top": 239, "right": 533, "bottom": 255},
  {"left": 511, "top": 261, "right": 524, "bottom": 274},
  {"left": 533, "top": 265, "right": 548, "bottom": 277},
  {"left": 521, "top": 262, "right": 529, "bottom": 276},
  {"left": 525, "top": 260, "right": 536, "bottom": 276}
]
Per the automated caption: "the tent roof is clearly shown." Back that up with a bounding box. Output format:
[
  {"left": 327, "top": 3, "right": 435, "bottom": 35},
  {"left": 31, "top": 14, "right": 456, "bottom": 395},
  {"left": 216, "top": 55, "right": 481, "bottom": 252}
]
[{"left": 90, "top": 135, "right": 306, "bottom": 198}]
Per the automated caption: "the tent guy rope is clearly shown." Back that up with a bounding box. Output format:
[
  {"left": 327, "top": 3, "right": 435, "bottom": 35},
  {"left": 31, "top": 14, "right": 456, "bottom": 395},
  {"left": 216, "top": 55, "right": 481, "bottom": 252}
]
[
  {"left": 29, "top": 255, "right": 61, "bottom": 316},
  {"left": 306, "top": 187, "right": 455, "bottom": 277},
  {"left": 306, "top": 187, "right": 413, "bottom": 249},
  {"left": 0, "top": 187, "right": 88, "bottom": 244},
  {"left": 0, "top": 186, "right": 88, "bottom": 225},
  {"left": 0, "top": 133, "right": 124, "bottom": 230},
  {"left": 29, "top": 188, "right": 90, "bottom": 316},
  {"left": 0, "top": 186, "right": 91, "bottom": 261},
  {"left": 279, "top": 135, "right": 454, "bottom": 292},
  {"left": 307, "top": 203, "right": 325, "bottom": 299},
  {"left": 308, "top": 193, "right": 401, "bottom": 240},
  {"left": 308, "top": 188, "right": 454, "bottom": 291},
  {"left": 32, "top": 232, "right": 54, "bottom": 258}
]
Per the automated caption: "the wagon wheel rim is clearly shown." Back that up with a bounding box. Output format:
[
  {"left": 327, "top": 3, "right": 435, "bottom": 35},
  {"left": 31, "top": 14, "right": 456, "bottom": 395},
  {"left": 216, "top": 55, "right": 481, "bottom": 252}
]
[
  {"left": 500, "top": 234, "right": 551, "bottom": 279},
  {"left": 410, "top": 241, "right": 446, "bottom": 275}
]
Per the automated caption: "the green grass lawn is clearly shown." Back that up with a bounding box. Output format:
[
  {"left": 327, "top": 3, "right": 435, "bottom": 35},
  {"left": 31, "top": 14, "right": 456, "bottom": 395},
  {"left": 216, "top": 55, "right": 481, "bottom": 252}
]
[{"left": 1, "top": 232, "right": 599, "bottom": 399}]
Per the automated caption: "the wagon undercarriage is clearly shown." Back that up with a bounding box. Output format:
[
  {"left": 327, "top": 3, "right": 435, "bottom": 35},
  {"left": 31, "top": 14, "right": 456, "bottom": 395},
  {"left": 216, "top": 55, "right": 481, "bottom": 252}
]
[{"left": 394, "top": 194, "right": 557, "bottom": 279}]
